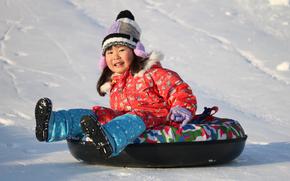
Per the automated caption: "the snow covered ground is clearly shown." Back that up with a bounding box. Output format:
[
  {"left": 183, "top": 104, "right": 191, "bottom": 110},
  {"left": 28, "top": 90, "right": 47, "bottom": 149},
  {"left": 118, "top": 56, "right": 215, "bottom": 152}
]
[{"left": 1, "top": 0, "right": 290, "bottom": 180}]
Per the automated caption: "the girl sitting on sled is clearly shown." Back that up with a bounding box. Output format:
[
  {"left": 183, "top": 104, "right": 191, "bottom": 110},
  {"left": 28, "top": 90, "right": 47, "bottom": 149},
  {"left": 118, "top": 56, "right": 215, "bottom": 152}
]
[{"left": 35, "top": 10, "right": 197, "bottom": 158}]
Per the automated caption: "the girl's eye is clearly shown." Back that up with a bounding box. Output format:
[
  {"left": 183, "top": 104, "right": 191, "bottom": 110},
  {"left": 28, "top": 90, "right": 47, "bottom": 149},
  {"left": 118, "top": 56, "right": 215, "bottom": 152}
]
[
  {"left": 106, "top": 51, "right": 113, "bottom": 55},
  {"left": 119, "top": 49, "right": 125, "bottom": 52}
]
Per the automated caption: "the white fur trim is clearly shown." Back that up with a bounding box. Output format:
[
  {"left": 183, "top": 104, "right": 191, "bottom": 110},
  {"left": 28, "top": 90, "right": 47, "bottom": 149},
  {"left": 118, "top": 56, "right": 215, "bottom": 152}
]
[
  {"left": 100, "top": 81, "right": 112, "bottom": 94},
  {"left": 148, "top": 51, "right": 164, "bottom": 61},
  {"left": 135, "top": 51, "right": 164, "bottom": 77}
]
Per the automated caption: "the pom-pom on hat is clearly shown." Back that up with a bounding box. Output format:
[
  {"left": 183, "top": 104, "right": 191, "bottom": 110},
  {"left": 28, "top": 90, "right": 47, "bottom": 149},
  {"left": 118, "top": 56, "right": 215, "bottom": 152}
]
[{"left": 99, "top": 10, "right": 148, "bottom": 70}]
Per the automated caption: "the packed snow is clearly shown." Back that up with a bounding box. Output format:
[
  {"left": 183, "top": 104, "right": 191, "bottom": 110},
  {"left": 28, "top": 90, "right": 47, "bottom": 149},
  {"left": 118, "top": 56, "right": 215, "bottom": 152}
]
[{"left": 1, "top": 0, "right": 290, "bottom": 180}]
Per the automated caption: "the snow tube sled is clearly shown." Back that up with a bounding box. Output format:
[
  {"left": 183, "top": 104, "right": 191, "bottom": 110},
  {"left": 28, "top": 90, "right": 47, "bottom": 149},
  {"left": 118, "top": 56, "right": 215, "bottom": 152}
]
[{"left": 67, "top": 107, "right": 247, "bottom": 167}]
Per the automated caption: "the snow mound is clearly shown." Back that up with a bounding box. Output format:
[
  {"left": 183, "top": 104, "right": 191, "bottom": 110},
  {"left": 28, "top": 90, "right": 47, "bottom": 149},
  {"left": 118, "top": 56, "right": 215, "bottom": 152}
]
[{"left": 276, "top": 61, "right": 290, "bottom": 71}]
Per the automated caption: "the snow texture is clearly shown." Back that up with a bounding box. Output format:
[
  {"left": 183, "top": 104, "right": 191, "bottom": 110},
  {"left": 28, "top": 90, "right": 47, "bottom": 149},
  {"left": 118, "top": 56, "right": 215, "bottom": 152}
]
[{"left": 0, "top": 0, "right": 290, "bottom": 180}]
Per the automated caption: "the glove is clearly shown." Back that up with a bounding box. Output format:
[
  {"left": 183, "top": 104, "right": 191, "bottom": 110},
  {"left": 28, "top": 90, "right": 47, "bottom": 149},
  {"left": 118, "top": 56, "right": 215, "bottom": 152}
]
[{"left": 167, "top": 106, "right": 193, "bottom": 127}]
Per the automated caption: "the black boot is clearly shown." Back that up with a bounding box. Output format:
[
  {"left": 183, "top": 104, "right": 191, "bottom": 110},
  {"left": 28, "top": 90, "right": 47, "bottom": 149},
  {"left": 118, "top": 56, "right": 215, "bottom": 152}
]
[
  {"left": 35, "top": 98, "right": 52, "bottom": 142},
  {"left": 80, "top": 115, "right": 113, "bottom": 159}
]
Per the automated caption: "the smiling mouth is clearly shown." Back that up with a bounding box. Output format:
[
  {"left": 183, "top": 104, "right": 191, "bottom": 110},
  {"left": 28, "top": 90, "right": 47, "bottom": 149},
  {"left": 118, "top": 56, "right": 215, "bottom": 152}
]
[{"left": 114, "top": 62, "right": 124, "bottom": 67}]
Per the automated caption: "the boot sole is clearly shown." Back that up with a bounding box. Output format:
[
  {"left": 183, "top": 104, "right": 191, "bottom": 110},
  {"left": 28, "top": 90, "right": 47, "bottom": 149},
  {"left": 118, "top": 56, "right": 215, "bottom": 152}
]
[
  {"left": 81, "top": 115, "right": 113, "bottom": 159},
  {"left": 35, "top": 98, "right": 52, "bottom": 142}
]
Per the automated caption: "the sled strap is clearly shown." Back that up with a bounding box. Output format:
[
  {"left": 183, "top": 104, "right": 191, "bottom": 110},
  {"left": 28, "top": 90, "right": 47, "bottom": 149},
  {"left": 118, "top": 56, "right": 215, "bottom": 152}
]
[
  {"left": 207, "top": 106, "right": 219, "bottom": 116},
  {"left": 197, "top": 106, "right": 219, "bottom": 121}
]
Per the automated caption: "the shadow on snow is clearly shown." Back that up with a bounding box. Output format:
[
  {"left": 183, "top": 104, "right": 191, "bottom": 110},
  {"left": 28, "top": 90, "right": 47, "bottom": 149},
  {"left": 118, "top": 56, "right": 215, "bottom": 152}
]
[{"left": 225, "top": 142, "right": 290, "bottom": 167}]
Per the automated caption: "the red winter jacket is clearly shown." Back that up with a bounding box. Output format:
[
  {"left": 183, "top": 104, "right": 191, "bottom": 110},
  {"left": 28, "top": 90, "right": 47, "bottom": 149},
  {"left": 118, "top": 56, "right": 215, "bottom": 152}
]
[{"left": 93, "top": 52, "right": 197, "bottom": 128}]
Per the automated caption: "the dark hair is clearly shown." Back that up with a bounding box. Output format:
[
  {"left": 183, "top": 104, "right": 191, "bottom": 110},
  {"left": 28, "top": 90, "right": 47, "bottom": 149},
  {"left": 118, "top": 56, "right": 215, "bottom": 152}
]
[{"left": 97, "top": 55, "right": 148, "bottom": 96}]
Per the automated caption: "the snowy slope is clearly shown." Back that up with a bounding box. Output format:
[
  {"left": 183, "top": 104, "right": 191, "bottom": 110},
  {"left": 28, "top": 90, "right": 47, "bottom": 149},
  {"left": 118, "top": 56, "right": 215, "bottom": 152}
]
[{"left": 1, "top": 0, "right": 290, "bottom": 180}]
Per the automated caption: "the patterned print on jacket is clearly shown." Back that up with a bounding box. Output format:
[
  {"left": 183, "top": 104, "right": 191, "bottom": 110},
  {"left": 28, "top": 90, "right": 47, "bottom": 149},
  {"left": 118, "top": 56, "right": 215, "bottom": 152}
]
[{"left": 93, "top": 51, "right": 197, "bottom": 129}]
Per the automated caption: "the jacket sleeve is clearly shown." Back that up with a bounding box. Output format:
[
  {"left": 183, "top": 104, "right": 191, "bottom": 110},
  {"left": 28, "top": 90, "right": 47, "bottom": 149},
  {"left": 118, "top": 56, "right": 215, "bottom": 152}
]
[{"left": 147, "top": 66, "right": 197, "bottom": 115}]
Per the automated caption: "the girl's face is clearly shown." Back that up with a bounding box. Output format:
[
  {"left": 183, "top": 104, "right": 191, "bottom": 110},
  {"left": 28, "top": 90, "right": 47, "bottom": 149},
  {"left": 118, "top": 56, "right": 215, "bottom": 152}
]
[{"left": 105, "top": 45, "right": 134, "bottom": 74}]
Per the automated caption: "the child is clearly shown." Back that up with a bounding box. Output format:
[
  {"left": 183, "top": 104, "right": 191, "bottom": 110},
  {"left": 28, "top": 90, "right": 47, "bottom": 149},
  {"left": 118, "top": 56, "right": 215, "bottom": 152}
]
[{"left": 35, "top": 10, "right": 197, "bottom": 158}]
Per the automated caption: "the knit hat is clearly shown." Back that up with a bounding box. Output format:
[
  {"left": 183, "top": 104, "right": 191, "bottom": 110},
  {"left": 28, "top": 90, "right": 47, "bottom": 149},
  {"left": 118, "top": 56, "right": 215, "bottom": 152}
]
[{"left": 99, "top": 10, "right": 148, "bottom": 70}]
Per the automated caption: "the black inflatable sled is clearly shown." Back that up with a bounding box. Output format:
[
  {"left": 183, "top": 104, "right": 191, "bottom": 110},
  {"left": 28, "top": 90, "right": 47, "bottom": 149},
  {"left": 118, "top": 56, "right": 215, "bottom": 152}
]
[
  {"left": 68, "top": 136, "right": 246, "bottom": 167},
  {"left": 67, "top": 107, "right": 247, "bottom": 167}
]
